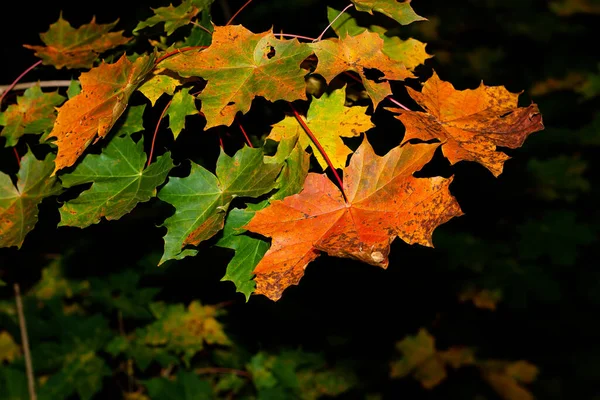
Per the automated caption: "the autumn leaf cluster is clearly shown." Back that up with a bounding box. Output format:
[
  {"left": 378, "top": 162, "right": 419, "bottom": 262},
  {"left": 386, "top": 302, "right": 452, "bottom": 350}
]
[{"left": 0, "top": 0, "right": 543, "bottom": 303}]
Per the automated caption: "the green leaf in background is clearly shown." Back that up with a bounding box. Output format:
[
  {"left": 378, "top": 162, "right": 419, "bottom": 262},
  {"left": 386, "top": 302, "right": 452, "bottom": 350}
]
[
  {"left": 0, "top": 85, "right": 65, "bottom": 147},
  {"left": 113, "top": 104, "right": 147, "bottom": 137},
  {"left": 66, "top": 79, "right": 81, "bottom": 98},
  {"left": 135, "top": 301, "right": 231, "bottom": 366},
  {"left": 158, "top": 145, "right": 282, "bottom": 264},
  {"left": 0, "top": 331, "right": 20, "bottom": 363},
  {"left": 89, "top": 269, "right": 161, "bottom": 319},
  {"left": 216, "top": 208, "right": 268, "bottom": 301},
  {"left": 0, "top": 150, "right": 63, "bottom": 248},
  {"left": 166, "top": 87, "right": 198, "bottom": 138},
  {"left": 58, "top": 135, "right": 173, "bottom": 228},
  {"left": 143, "top": 371, "right": 212, "bottom": 400},
  {"left": 134, "top": 0, "right": 215, "bottom": 36},
  {"left": 29, "top": 257, "right": 89, "bottom": 300},
  {"left": 350, "top": 0, "right": 427, "bottom": 26},
  {"left": 528, "top": 155, "right": 590, "bottom": 202},
  {"left": 517, "top": 210, "right": 595, "bottom": 266},
  {"left": 0, "top": 279, "right": 5, "bottom": 286},
  {"left": 0, "top": 367, "right": 28, "bottom": 400}
]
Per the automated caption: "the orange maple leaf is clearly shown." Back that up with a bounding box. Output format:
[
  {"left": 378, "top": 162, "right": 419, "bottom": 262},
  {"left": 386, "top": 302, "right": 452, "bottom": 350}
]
[
  {"left": 389, "top": 71, "right": 544, "bottom": 177},
  {"left": 23, "top": 14, "right": 130, "bottom": 69},
  {"left": 310, "top": 30, "right": 413, "bottom": 109},
  {"left": 244, "top": 138, "right": 462, "bottom": 300},
  {"left": 49, "top": 54, "right": 155, "bottom": 173}
]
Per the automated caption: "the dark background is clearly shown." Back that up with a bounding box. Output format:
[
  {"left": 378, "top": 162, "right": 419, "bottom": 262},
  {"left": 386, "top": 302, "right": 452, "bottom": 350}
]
[{"left": 1, "top": 0, "right": 599, "bottom": 399}]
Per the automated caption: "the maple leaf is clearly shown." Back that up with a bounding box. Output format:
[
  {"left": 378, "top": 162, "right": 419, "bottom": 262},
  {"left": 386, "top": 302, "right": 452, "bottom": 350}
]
[
  {"left": 351, "top": 0, "right": 426, "bottom": 26},
  {"left": 215, "top": 208, "right": 268, "bottom": 301},
  {"left": 327, "top": 7, "right": 432, "bottom": 72},
  {"left": 49, "top": 54, "right": 155, "bottom": 173},
  {"left": 58, "top": 136, "right": 173, "bottom": 228},
  {"left": 0, "top": 84, "right": 65, "bottom": 147},
  {"left": 269, "top": 86, "right": 374, "bottom": 170},
  {"left": 137, "top": 69, "right": 183, "bottom": 106},
  {"left": 23, "top": 14, "right": 130, "bottom": 69},
  {"left": 244, "top": 138, "right": 462, "bottom": 300},
  {"left": 265, "top": 133, "right": 310, "bottom": 201},
  {"left": 311, "top": 31, "right": 413, "bottom": 110},
  {"left": 159, "top": 25, "right": 313, "bottom": 128},
  {"left": 157, "top": 146, "right": 282, "bottom": 264},
  {"left": 0, "top": 150, "right": 63, "bottom": 249},
  {"left": 134, "top": 0, "right": 215, "bottom": 36},
  {"left": 166, "top": 87, "right": 198, "bottom": 138},
  {"left": 390, "top": 328, "right": 475, "bottom": 389},
  {"left": 389, "top": 71, "right": 544, "bottom": 177}
]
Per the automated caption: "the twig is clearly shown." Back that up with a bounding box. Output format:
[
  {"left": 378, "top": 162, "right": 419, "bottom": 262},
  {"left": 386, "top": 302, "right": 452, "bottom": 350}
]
[
  {"left": 226, "top": 0, "right": 253, "bottom": 26},
  {"left": 288, "top": 103, "right": 348, "bottom": 203},
  {"left": 0, "top": 80, "right": 73, "bottom": 95},
  {"left": 314, "top": 3, "right": 354, "bottom": 42},
  {"left": 14, "top": 283, "right": 37, "bottom": 400},
  {"left": 147, "top": 98, "right": 172, "bottom": 167},
  {"left": 0, "top": 60, "right": 42, "bottom": 105}
]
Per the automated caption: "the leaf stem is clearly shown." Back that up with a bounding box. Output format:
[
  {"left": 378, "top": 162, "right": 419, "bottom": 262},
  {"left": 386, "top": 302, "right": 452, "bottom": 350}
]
[
  {"left": 13, "top": 147, "right": 21, "bottom": 167},
  {"left": 236, "top": 119, "right": 253, "bottom": 147},
  {"left": 0, "top": 60, "right": 42, "bottom": 105},
  {"left": 155, "top": 46, "right": 208, "bottom": 65},
  {"left": 288, "top": 102, "right": 347, "bottom": 203},
  {"left": 226, "top": 0, "right": 253, "bottom": 26},
  {"left": 0, "top": 80, "right": 72, "bottom": 95},
  {"left": 314, "top": 3, "right": 354, "bottom": 42},
  {"left": 14, "top": 283, "right": 37, "bottom": 400},
  {"left": 147, "top": 99, "right": 172, "bottom": 167},
  {"left": 386, "top": 96, "right": 411, "bottom": 111},
  {"left": 276, "top": 33, "right": 317, "bottom": 41}
]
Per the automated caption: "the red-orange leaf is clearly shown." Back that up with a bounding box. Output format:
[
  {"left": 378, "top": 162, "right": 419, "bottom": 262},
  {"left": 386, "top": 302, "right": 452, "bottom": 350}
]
[
  {"left": 389, "top": 71, "right": 544, "bottom": 177},
  {"left": 310, "top": 31, "right": 413, "bottom": 109},
  {"left": 244, "top": 138, "right": 462, "bottom": 300},
  {"left": 23, "top": 14, "right": 130, "bottom": 69},
  {"left": 49, "top": 54, "right": 155, "bottom": 173}
]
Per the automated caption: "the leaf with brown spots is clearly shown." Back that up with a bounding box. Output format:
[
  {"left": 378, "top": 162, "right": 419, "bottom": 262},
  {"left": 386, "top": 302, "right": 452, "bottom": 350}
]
[
  {"left": 159, "top": 25, "right": 313, "bottom": 129},
  {"left": 244, "top": 137, "right": 462, "bottom": 300},
  {"left": 310, "top": 30, "right": 413, "bottom": 110},
  {"left": 23, "top": 14, "right": 130, "bottom": 69},
  {"left": 0, "top": 150, "right": 63, "bottom": 249},
  {"left": 48, "top": 54, "right": 155, "bottom": 173},
  {"left": 388, "top": 71, "right": 544, "bottom": 177}
]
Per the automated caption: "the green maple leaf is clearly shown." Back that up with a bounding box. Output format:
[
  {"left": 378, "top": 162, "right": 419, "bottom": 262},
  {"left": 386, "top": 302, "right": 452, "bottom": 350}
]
[
  {"left": 216, "top": 208, "right": 268, "bottom": 301},
  {"left": 0, "top": 150, "right": 62, "bottom": 249},
  {"left": 134, "top": 0, "right": 215, "bottom": 36},
  {"left": 137, "top": 301, "right": 230, "bottom": 365},
  {"left": 144, "top": 371, "right": 213, "bottom": 400},
  {"left": 158, "top": 146, "right": 282, "bottom": 264},
  {"left": 265, "top": 133, "right": 310, "bottom": 201},
  {"left": 112, "top": 104, "right": 147, "bottom": 137},
  {"left": 160, "top": 25, "right": 313, "bottom": 128},
  {"left": 166, "top": 87, "right": 198, "bottom": 138},
  {"left": 268, "top": 86, "right": 374, "bottom": 170},
  {"left": 0, "top": 85, "right": 65, "bottom": 147},
  {"left": 351, "top": 0, "right": 426, "bottom": 26},
  {"left": 58, "top": 136, "right": 173, "bottom": 228},
  {"left": 23, "top": 14, "right": 130, "bottom": 69}
]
